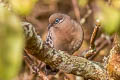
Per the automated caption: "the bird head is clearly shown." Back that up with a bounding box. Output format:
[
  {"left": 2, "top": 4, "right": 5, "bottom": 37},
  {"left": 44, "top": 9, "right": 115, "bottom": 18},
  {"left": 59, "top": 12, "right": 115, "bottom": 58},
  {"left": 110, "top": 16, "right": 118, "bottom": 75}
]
[{"left": 48, "top": 13, "right": 70, "bottom": 30}]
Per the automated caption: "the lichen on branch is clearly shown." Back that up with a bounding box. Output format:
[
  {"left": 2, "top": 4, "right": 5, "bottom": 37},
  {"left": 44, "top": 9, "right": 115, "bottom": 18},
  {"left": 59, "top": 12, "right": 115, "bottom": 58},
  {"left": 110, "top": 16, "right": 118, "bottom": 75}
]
[{"left": 23, "top": 22, "right": 108, "bottom": 80}]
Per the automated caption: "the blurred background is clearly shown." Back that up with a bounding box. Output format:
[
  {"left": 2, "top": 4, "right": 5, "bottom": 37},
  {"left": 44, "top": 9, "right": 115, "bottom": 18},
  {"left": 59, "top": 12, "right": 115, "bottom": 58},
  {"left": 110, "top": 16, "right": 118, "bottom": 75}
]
[{"left": 0, "top": 0, "right": 120, "bottom": 80}]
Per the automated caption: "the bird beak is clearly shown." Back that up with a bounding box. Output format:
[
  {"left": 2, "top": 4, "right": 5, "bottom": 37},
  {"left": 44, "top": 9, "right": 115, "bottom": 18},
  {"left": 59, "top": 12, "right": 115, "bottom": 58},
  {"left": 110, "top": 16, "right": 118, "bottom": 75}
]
[{"left": 48, "top": 24, "right": 52, "bottom": 30}]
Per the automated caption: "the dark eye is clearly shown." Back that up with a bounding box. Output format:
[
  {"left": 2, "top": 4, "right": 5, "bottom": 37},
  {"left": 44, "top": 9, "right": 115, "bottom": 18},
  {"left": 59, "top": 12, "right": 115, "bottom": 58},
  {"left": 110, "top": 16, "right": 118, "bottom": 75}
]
[{"left": 55, "top": 18, "right": 60, "bottom": 24}]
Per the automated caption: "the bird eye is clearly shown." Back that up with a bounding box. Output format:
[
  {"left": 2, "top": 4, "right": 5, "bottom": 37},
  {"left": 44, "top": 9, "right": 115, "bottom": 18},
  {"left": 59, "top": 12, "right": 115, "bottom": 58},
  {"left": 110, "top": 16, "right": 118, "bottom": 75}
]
[{"left": 55, "top": 18, "right": 60, "bottom": 24}]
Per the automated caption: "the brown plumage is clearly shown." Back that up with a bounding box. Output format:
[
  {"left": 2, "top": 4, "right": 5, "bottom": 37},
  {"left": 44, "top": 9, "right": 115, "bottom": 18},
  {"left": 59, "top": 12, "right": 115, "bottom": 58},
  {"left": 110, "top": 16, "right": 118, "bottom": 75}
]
[
  {"left": 46, "top": 13, "right": 84, "bottom": 55},
  {"left": 45, "top": 13, "right": 84, "bottom": 75}
]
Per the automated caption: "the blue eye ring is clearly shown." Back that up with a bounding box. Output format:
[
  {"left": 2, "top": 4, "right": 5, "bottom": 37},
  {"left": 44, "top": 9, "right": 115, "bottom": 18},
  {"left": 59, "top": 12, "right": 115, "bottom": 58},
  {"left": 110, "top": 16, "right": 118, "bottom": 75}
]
[{"left": 55, "top": 18, "right": 60, "bottom": 24}]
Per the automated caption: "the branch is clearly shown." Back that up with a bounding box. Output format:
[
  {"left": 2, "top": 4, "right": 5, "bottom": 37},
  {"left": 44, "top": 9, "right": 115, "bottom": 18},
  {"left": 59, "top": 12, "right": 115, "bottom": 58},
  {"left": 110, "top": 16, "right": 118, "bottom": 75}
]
[
  {"left": 22, "top": 22, "right": 108, "bottom": 80},
  {"left": 106, "top": 34, "right": 120, "bottom": 80}
]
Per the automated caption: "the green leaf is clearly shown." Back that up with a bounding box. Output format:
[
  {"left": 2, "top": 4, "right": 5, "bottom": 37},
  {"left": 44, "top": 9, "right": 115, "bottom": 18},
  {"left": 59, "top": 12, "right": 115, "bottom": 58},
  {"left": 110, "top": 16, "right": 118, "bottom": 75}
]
[
  {"left": 96, "top": 1, "right": 120, "bottom": 35},
  {"left": 0, "top": 5, "right": 24, "bottom": 80},
  {"left": 9, "top": 0, "right": 38, "bottom": 15}
]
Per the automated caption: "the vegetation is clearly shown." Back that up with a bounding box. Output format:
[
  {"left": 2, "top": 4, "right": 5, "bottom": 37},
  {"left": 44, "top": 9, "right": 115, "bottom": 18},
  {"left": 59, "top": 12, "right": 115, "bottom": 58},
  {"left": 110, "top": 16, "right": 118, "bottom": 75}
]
[{"left": 0, "top": 0, "right": 120, "bottom": 80}]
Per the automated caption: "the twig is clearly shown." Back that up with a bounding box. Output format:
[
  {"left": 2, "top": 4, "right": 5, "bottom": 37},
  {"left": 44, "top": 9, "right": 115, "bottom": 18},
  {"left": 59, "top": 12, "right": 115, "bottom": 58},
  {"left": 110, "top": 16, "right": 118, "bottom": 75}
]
[
  {"left": 71, "top": 0, "right": 80, "bottom": 22},
  {"left": 82, "top": 20, "right": 100, "bottom": 59},
  {"left": 90, "top": 21, "right": 100, "bottom": 49},
  {"left": 24, "top": 49, "right": 40, "bottom": 74},
  {"left": 89, "top": 35, "right": 114, "bottom": 60},
  {"left": 24, "top": 49, "right": 49, "bottom": 80},
  {"left": 80, "top": 5, "right": 92, "bottom": 25}
]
